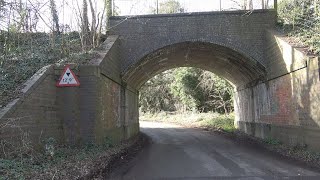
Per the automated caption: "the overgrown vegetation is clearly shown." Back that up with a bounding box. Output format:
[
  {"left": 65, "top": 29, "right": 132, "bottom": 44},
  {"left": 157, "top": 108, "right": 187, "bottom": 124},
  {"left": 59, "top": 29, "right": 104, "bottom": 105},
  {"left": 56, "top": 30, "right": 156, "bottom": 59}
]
[
  {"left": 1, "top": 139, "right": 109, "bottom": 179},
  {"left": 0, "top": 134, "right": 142, "bottom": 179},
  {"left": 139, "top": 67, "right": 234, "bottom": 114},
  {"left": 0, "top": 0, "right": 112, "bottom": 107},
  {"left": 0, "top": 32, "right": 100, "bottom": 106},
  {"left": 139, "top": 67, "right": 235, "bottom": 135},
  {"left": 264, "top": 137, "right": 281, "bottom": 145},
  {"left": 278, "top": 0, "right": 320, "bottom": 54},
  {"left": 198, "top": 114, "right": 236, "bottom": 133}
]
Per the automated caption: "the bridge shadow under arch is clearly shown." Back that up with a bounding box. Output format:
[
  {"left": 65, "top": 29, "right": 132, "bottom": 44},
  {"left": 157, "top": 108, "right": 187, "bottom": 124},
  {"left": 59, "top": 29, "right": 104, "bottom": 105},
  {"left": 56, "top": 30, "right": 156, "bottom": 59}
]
[{"left": 122, "top": 41, "right": 266, "bottom": 90}]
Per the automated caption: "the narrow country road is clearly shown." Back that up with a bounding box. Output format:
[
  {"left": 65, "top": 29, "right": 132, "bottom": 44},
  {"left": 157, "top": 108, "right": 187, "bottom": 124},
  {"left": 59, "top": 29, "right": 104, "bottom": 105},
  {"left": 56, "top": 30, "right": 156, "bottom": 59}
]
[{"left": 108, "top": 121, "right": 320, "bottom": 179}]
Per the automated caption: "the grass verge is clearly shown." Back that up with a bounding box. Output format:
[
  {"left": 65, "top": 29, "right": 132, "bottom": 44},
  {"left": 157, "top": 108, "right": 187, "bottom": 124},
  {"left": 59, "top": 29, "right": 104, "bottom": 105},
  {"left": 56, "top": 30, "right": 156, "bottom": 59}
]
[{"left": 140, "top": 112, "right": 236, "bottom": 133}]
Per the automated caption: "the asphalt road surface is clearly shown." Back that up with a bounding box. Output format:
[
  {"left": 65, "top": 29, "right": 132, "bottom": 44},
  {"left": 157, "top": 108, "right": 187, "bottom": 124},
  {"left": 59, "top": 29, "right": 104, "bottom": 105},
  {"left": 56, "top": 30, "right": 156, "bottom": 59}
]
[{"left": 108, "top": 121, "right": 320, "bottom": 180}]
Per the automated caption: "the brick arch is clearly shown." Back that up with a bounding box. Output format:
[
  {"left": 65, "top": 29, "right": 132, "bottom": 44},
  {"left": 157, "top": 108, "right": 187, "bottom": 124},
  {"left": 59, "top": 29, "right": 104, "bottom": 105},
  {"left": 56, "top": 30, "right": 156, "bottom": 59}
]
[
  {"left": 121, "top": 41, "right": 266, "bottom": 89},
  {"left": 121, "top": 35, "right": 264, "bottom": 73},
  {"left": 109, "top": 10, "right": 276, "bottom": 76}
]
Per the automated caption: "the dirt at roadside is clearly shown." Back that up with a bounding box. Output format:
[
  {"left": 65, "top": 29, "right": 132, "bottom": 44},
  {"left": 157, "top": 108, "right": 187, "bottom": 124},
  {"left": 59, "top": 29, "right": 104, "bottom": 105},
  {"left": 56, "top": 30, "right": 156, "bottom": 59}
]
[{"left": 101, "top": 133, "right": 150, "bottom": 179}]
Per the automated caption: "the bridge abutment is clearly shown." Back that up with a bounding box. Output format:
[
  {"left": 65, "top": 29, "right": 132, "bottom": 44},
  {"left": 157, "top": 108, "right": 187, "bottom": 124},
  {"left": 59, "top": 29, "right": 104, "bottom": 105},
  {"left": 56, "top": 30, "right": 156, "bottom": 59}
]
[{"left": 234, "top": 31, "right": 320, "bottom": 151}]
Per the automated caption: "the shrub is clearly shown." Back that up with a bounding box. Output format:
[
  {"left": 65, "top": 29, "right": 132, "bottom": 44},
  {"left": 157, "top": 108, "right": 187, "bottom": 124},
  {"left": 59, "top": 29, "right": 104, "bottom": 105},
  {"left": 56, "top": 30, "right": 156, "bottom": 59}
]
[{"left": 278, "top": 0, "right": 320, "bottom": 54}]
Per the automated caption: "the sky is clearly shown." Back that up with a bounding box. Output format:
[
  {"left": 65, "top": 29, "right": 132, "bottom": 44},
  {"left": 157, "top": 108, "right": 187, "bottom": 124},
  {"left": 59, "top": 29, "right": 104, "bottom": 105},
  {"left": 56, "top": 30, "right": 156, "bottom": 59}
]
[
  {"left": 112, "top": 0, "right": 275, "bottom": 15},
  {"left": 52, "top": 0, "right": 275, "bottom": 17},
  {"left": 59, "top": 0, "right": 273, "bottom": 31},
  {"left": 1, "top": 0, "right": 275, "bottom": 32},
  {"left": 115, "top": 0, "right": 227, "bottom": 15}
]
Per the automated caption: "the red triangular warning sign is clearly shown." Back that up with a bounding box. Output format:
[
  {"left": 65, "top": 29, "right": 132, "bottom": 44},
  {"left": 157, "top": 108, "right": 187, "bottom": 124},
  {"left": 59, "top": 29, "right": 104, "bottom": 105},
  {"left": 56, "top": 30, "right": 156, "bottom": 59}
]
[{"left": 56, "top": 65, "right": 80, "bottom": 87}]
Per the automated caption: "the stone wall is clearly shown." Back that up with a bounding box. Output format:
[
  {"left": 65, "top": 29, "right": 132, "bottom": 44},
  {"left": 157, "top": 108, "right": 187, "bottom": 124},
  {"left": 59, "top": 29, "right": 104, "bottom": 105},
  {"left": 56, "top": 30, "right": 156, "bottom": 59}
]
[
  {"left": 124, "top": 86, "right": 139, "bottom": 139},
  {"left": 54, "top": 35, "right": 140, "bottom": 145},
  {"left": 55, "top": 64, "right": 139, "bottom": 145},
  {"left": 55, "top": 65, "right": 100, "bottom": 145},
  {"left": 0, "top": 65, "right": 64, "bottom": 147},
  {"left": 235, "top": 31, "right": 320, "bottom": 151}
]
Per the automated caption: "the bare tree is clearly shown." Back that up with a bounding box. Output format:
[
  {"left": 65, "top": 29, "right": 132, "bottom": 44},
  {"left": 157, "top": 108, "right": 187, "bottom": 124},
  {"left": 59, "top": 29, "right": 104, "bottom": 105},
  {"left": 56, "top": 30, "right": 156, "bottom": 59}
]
[
  {"left": 105, "top": 0, "right": 112, "bottom": 31},
  {"left": 0, "top": 0, "right": 5, "bottom": 29},
  {"left": 17, "top": 0, "right": 26, "bottom": 31},
  {"left": 49, "top": 0, "right": 59, "bottom": 34},
  {"left": 248, "top": 0, "right": 253, "bottom": 10},
  {"left": 27, "top": 0, "right": 54, "bottom": 32},
  {"left": 96, "top": 0, "right": 106, "bottom": 47},
  {"left": 243, "top": 0, "right": 247, "bottom": 9},
  {"left": 265, "top": 0, "right": 270, "bottom": 9},
  {"left": 81, "top": 0, "right": 91, "bottom": 51},
  {"left": 88, "top": 0, "right": 99, "bottom": 48}
]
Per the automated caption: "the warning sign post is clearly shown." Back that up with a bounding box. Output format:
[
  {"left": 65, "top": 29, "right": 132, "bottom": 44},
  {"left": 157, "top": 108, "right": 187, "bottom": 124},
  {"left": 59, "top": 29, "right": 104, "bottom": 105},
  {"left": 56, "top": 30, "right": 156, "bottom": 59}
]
[{"left": 56, "top": 65, "right": 80, "bottom": 87}]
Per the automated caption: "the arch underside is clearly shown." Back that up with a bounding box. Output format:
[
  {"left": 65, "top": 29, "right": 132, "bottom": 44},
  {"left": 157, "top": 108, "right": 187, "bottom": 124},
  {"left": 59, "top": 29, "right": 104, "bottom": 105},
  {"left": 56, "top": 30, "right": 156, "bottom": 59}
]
[{"left": 122, "top": 42, "right": 266, "bottom": 89}]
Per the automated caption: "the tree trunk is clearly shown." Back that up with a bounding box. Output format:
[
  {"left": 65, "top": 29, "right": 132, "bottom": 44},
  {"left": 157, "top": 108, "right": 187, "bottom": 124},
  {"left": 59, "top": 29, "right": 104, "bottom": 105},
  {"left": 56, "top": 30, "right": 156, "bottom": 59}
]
[
  {"left": 248, "top": 0, "right": 253, "bottom": 10},
  {"left": 88, "top": 0, "right": 96, "bottom": 47},
  {"left": 105, "top": 0, "right": 112, "bottom": 31},
  {"left": 242, "top": 0, "right": 248, "bottom": 10},
  {"left": 81, "top": 0, "right": 91, "bottom": 51},
  {"left": 96, "top": 4, "right": 106, "bottom": 47},
  {"left": 49, "top": 0, "right": 60, "bottom": 34}
]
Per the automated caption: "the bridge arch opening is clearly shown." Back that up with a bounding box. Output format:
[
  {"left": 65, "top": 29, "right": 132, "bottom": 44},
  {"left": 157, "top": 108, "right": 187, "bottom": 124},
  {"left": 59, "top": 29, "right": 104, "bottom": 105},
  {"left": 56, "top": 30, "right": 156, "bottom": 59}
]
[
  {"left": 121, "top": 41, "right": 267, "bottom": 128},
  {"left": 122, "top": 41, "right": 266, "bottom": 90}
]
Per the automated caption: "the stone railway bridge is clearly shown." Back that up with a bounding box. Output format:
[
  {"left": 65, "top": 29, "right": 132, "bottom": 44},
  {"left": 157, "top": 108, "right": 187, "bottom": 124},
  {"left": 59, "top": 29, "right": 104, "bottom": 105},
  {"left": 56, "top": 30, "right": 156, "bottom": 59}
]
[{"left": 1, "top": 10, "right": 320, "bottom": 150}]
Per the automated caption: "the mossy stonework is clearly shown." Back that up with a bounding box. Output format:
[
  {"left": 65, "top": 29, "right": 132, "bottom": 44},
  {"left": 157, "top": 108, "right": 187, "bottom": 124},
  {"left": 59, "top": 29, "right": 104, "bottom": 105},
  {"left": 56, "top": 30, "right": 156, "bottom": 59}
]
[{"left": 0, "top": 10, "right": 320, "bottom": 151}]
